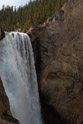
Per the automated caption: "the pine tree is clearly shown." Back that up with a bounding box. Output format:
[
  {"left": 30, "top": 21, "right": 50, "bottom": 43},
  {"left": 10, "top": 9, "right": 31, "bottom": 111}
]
[{"left": 0, "top": 0, "right": 67, "bottom": 31}]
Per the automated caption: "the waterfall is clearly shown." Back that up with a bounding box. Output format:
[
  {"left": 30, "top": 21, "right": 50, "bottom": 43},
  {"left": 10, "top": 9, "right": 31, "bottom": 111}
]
[{"left": 0, "top": 32, "right": 43, "bottom": 124}]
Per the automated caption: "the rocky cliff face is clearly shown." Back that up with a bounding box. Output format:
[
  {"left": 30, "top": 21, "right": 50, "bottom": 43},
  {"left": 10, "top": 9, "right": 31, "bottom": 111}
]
[
  {"left": 28, "top": 0, "right": 83, "bottom": 124},
  {"left": 0, "top": 77, "right": 19, "bottom": 124}
]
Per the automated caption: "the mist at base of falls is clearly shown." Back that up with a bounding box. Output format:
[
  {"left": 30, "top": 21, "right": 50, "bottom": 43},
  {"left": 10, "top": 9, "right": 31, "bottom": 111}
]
[{"left": 0, "top": 32, "right": 43, "bottom": 124}]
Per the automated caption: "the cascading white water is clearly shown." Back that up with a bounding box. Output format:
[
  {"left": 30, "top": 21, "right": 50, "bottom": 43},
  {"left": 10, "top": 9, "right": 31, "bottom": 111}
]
[{"left": 0, "top": 32, "right": 43, "bottom": 124}]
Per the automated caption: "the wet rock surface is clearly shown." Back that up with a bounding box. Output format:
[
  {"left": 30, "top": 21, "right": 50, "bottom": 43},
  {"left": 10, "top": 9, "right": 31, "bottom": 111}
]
[{"left": 28, "top": 0, "right": 83, "bottom": 124}]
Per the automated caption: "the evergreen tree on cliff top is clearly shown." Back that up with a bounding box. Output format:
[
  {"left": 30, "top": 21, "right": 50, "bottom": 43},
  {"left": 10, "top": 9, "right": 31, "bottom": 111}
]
[{"left": 0, "top": 0, "right": 67, "bottom": 32}]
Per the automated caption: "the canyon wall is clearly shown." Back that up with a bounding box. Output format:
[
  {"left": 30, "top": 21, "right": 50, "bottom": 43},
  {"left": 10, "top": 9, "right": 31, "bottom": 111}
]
[
  {"left": 0, "top": 0, "right": 83, "bottom": 123},
  {"left": 28, "top": 0, "right": 83, "bottom": 123}
]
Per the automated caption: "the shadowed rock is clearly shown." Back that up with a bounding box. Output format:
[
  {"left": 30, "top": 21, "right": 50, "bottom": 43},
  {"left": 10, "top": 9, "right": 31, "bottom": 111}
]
[{"left": 0, "top": 28, "right": 5, "bottom": 40}]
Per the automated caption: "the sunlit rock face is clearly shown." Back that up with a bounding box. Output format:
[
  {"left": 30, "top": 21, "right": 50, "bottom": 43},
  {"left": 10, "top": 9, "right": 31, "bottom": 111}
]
[
  {"left": 28, "top": 0, "right": 83, "bottom": 124},
  {"left": 0, "top": 32, "right": 43, "bottom": 124}
]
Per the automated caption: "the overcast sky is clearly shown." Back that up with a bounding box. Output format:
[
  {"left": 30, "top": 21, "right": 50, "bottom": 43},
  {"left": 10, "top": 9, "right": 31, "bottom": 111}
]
[{"left": 0, "top": 0, "right": 30, "bottom": 9}]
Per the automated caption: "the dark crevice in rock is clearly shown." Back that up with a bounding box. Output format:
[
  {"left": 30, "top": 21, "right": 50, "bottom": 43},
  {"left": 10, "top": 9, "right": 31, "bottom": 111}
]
[{"left": 0, "top": 28, "right": 5, "bottom": 40}]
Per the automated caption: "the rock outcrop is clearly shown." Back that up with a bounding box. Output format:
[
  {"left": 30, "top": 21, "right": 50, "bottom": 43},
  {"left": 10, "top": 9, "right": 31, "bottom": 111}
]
[
  {"left": 0, "top": 28, "right": 5, "bottom": 40},
  {"left": 28, "top": 0, "right": 83, "bottom": 124},
  {"left": 0, "top": 78, "right": 19, "bottom": 124}
]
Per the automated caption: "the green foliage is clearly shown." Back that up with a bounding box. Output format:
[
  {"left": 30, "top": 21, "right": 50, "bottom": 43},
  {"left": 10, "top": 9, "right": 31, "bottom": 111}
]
[{"left": 0, "top": 0, "right": 67, "bottom": 32}]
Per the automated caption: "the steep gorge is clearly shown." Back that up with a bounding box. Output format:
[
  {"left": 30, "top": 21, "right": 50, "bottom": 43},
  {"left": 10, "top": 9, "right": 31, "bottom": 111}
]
[{"left": 0, "top": 0, "right": 83, "bottom": 124}]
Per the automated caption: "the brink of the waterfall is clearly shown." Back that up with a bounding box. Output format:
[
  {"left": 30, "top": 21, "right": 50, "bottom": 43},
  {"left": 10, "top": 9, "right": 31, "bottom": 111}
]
[{"left": 0, "top": 32, "right": 43, "bottom": 124}]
